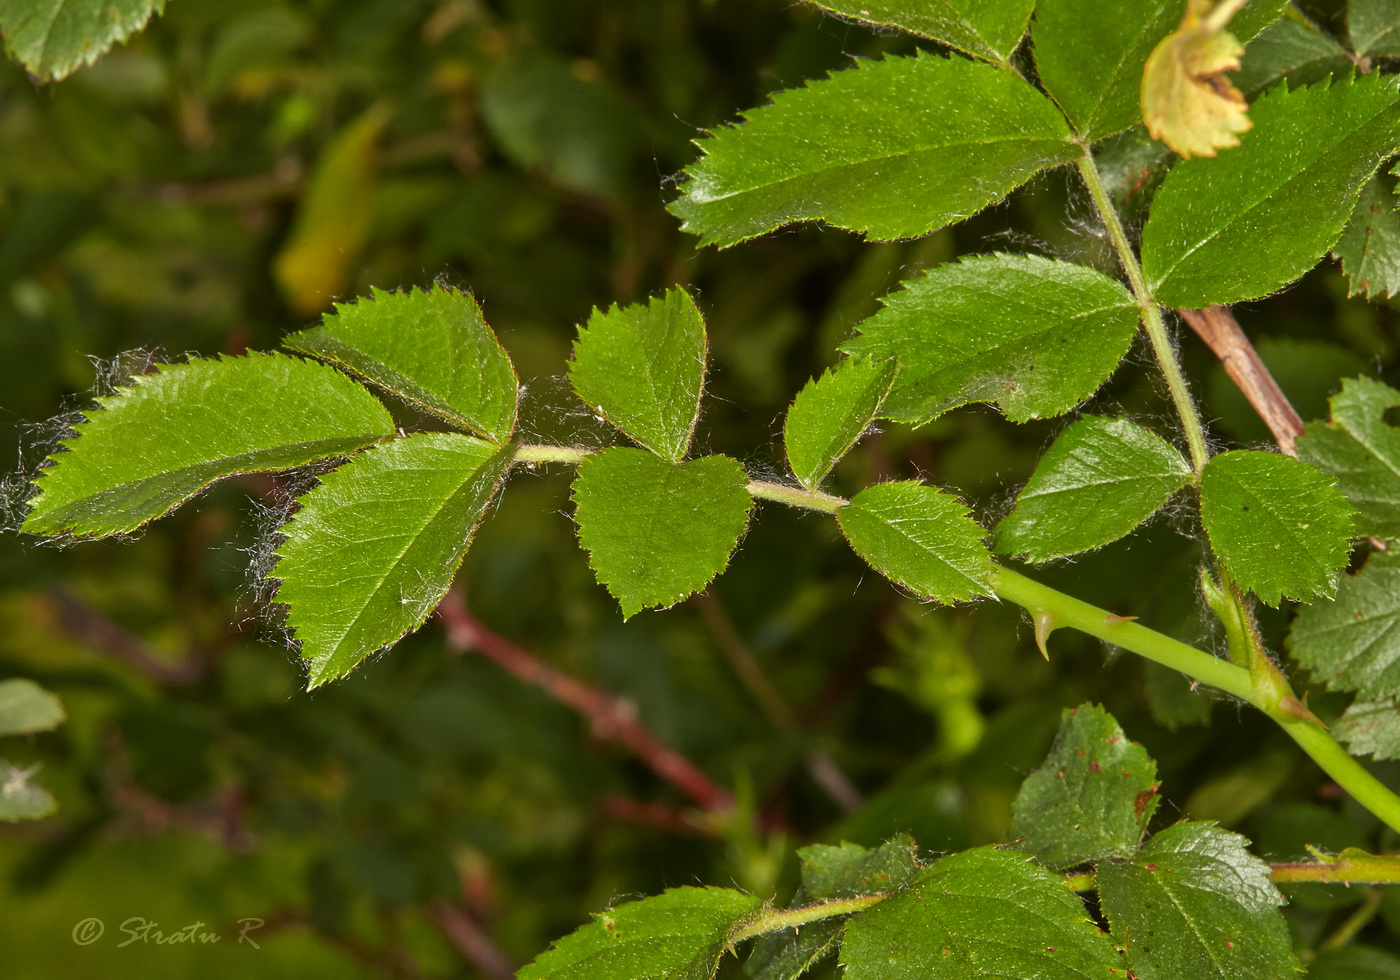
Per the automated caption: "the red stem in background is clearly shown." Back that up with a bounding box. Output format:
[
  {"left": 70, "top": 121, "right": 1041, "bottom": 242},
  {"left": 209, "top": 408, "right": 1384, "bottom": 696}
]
[{"left": 436, "top": 591, "right": 734, "bottom": 814}]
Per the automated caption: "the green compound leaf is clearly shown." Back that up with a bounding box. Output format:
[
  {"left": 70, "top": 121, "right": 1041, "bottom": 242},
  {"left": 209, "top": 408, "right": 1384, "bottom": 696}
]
[
  {"left": 284, "top": 284, "right": 519, "bottom": 445},
  {"left": 1333, "top": 699, "right": 1400, "bottom": 761},
  {"left": 274, "top": 433, "right": 511, "bottom": 688},
  {"left": 1141, "top": 74, "right": 1400, "bottom": 309},
  {"left": 669, "top": 52, "right": 1077, "bottom": 248},
  {"left": 804, "top": 0, "right": 1033, "bottom": 64},
  {"left": 518, "top": 886, "right": 763, "bottom": 980},
  {"left": 784, "top": 358, "right": 896, "bottom": 490},
  {"left": 1010, "top": 704, "right": 1160, "bottom": 870},
  {"left": 1098, "top": 822, "right": 1299, "bottom": 980},
  {"left": 1351, "top": 0, "right": 1400, "bottom": 57},
  {"left": 570, "top": 289, "right": 707, "bottom": 462},
  {"left": 842, "top": 254, "right": 1139, "bottom": 424},
  {"left": 996, "top": 417, "right": 1192, "bottom": 561},
  {"left": 572, "top": 449, "right": 752, "bottom": 619},
  {"left": 23, "top": 354, "right": 396, "bottom": 540},
  {"left": 837, "top": 481, "right": 992, "bottom": 604},
  {"left": 1199, "top": 450, "right": 1355, "bottom": 606},
  {"left": 749, "top": 838, "right": 918, "bottom": 980},
  {"left": 1297, "top": 377, "right": 1400, "bottom": 540},
  {"left": 839, "top": 846, "right": 1120, "bottom": 979},
  {"left": 0, "top": 679, "right": 64, "bottom": 736},
  {"left": 1032, "top": 0, "right": 1284, "bottom": 141},
  {"left": 0, "top": 761, "right": 56, "bottom": 822},
  {"left": 1288, "top": 552, "right": 1400, "bottom": 699},
  {"left": 1334, "top": 168, "right": 1400, "bottom": 301},
  {"left": 0, "top": 0, "right": 166, "bottom": 82}
]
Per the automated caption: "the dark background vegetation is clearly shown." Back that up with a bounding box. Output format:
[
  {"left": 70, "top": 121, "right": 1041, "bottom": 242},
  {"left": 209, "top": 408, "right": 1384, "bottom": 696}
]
[{"left": 0, "top": 0, "right": 1396, "bottom": 976}]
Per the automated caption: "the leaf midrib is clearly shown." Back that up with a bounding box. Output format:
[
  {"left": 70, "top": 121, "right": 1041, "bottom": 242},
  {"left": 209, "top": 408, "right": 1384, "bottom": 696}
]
[
  {"left": 687, "top": 133, "right": 1074, "bottom": 207},
  {"left": 28, "top": 434, "right": 382, "bottom": 532},
  {"left": 290, "top": 455, "right": 498, "bottom": 679}
]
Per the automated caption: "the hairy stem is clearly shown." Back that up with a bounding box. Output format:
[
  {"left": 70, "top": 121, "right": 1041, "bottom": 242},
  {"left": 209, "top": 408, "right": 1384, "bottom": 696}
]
[
  {"left": 514, "top": 444, "right": 592, "bottom": 465},
  {"left": 729, "top": 895, "right": 887, "bottom": 945},
  {"left": 747, "top": 480, "right": 846, "bottom": 514},
  {"left": 1076, "top": 148, "right": 1211, "bottom": 476}
]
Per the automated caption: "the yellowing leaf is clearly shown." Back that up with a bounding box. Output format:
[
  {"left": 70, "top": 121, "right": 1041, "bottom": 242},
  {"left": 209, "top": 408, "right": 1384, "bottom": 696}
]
[
  {"left": 274, "top": 105, "right": 389, "bottom": 315},
  {"left": 1141, "top": 1, "right": 1252, "bottom": 159}
]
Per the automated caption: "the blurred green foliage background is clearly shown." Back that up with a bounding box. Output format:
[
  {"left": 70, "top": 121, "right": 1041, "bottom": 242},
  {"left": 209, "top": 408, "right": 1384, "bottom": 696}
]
[{"left": 1, "top": 0, "right": 1398, "bottom": 976}]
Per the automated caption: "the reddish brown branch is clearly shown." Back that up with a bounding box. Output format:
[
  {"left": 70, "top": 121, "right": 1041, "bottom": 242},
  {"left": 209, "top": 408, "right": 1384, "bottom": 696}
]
[
  {"left": 436, "top": 591, "right": 734, "bottom": 813},
  {"left": 431, "top": 901, "right": 515, "bottom": 980},
  {"left": 1178, "top": 306, "right": 1304, "bottom": 455},
  {"left": 599, "top": 795, "right": 719, "bottom": 838},
  {"left": 102, "top": 730, "right": 254, "bottom": 852},
  {"left": 45, "top": 587, "right": 206, "bottom": 686}
]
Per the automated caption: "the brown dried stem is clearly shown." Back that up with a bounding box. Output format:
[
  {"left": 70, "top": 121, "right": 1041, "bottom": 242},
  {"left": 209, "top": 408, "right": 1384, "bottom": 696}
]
[{"left": 1178, "top": 305, "right": 1304, "bottom": 455}]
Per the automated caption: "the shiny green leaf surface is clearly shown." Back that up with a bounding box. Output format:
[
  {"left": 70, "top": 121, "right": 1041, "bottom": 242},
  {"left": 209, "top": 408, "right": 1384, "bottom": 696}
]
[
  {"left": 1199, "top": 450, "right": 1355, "bottom": 606},
  {"left": 23, "top": 354, "right": 396, "bottom": 539},
  {"left": 1011, "top": 704, "right": 1159, "bottom": 869},
  {"left": 570, "top": 289, "right": 707, "bottom": 462},
  {"left": 284, "top": 284, "right": 520, "bottom": 444},
  {"left": 843, "top": 254, "right": 1138, "bottom": 424},
  {"left": 0, "top": 0, "right": 166, "bottom": 81},
  {"left": 1142, "top": 75, "right": 1400, "bottom": 308},
  {"left": 784, "top": 358, "right": 896, "bottom": 490},
  {"left": 996, "top": 416, "right": 1191, "bottom": 561},
  {"left": 804, "top": 0, "right": 1034, "bottom": 64},
  {"left": 518, "top": 886, "right": 763, "bottom": 980},
  {"left": 572, "top": 449, "right": 752, "bottom": 619},
  {"left": 670, "top": 52, "right": 1077, "bottom": 247},
  {"left": 837, "top": 481, "right": 992, "bottom": 604},
  {"left": 1288, "top": 552, "right": 1400, "bottom": 699},
  {"left": 1297, "top": 377, "right": 1400, "bottom": 540},
  {"left": 1098, "top": 822, "right": 1299, "bottom": 980},
  {"left": 840, "top": 847, "right": 1120, "bottom": 978},
  {"left": 273, "top": 433, "right": 511, "bottom": 688}
]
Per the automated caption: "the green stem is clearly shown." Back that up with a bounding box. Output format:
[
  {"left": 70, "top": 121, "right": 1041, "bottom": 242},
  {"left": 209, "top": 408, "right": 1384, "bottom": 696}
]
[
  {"left": 747, "top": 480, "right": 846, "bottom": 515},
  {"left": 1076, "top": 148, "right": 1210, "bottom": 476},
  {"left": 989, "top": 567, "right": 1252, "bottom": 700},
  {"left": 514, "top": 444, "right": 593, "bottom": 465},
  {"left": 729, "top": 895, "right": 887, "bottom": 945},
  {"left": 1281, "top": 723, "right": 1400, "bottom": 835},
  {"left": 500, "top": 448, "right": 1400, "bottom": 835},
  {"left": 1272, "top": 853, "right": 1400, "bottom": 886},
  {"left": 991, "top": 565, "right": 1400, "bottom": 835}
]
